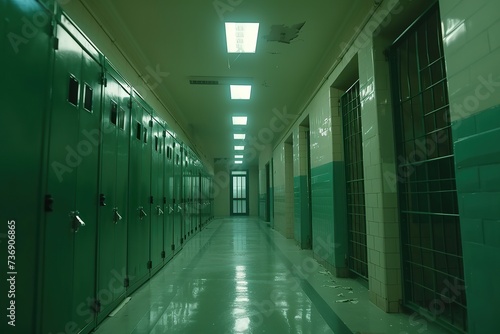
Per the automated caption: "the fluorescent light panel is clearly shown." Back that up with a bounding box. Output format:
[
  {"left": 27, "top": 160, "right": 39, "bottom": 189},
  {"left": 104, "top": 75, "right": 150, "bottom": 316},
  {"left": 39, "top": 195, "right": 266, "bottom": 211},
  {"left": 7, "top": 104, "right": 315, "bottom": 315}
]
[
  {"left": 234, "top": 134, "right": 246, "bottom": 140},
  {"left": 234, "top": 146, "right": 245, "bottom": 151},
  {"left": 235, "top": 161, "right": 243, "bottom": 164},
  {"left": 230, "top": 85, "right": 252, "bottom": 100},
  {"left": 225, "top": 22, "right": 259, "bottom": 53},
  {"left": 232, "top": 116, "right": 247, "bottom": 125},
  {"left": 235, "top": 155, "right": 244, "bottom": 159}
]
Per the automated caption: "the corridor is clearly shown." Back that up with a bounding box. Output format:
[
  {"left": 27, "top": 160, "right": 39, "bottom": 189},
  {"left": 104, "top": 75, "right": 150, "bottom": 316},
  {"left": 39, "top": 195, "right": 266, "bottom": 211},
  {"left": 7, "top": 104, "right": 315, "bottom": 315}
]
[{"left": 93, "top": 218, "right": 449, "bottom": 334}]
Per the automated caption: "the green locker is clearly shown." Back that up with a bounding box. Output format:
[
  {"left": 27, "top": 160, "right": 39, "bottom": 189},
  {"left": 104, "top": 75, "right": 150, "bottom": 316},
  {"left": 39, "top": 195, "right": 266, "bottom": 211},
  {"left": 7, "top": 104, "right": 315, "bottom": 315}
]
[
  {"left": 202, "top": 174, "right": 210, "bottom": 225},
  {"left": 187, "top": 153, "right": 194, "bottom": 236},
  {"left": 0, "top": 1, "right": 52, "bottom": 333},
  {"left": 184, "top": 154, "right": 191, "bottom": 239},
  {"left": 195, "top": 168, "right": 201, "bottom": 231},
  {"left": 150, "top": 117, "right": 165, "bottom": 274},
  {"left": 127, "top": 93, "right": 151, "bottom": 293},
  {"left": 97, "top": 63, "right": 130, "bottom": 323},
  {"left": 164, "top": 131, "right": 175, "bottom": 258},
  {"left": 173, "top": 141, "right": 184, "bottom": 249},
  {"left": 41, "top": 20, "right": 101, "bottom": 334}
]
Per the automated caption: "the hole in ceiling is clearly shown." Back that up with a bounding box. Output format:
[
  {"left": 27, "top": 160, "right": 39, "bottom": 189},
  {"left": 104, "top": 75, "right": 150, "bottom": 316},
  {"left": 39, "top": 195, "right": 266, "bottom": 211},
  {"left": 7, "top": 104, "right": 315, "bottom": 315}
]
[{"left": 265, "top": 22, "right": 305, "bottom": 44}]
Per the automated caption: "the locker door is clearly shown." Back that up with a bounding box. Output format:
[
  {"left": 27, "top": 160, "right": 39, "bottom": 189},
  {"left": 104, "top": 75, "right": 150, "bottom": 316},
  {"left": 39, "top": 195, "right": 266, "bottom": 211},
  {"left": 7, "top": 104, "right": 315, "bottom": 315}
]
[
  {"left": 71, "top": 45, "right": 102, "bottom": 333},
  {"left": 114, "top": 76, "right": 129, "bottom": 295},
  {"left": 164, "top": 132, "right": 175, "bottom": 258},
  {"left": 127, "top": 97, "right": 150, "bottom": 292},
  {"left": 150, "top": 118, "right": 164, "bottom": 273},
  {"left": 173, "top": 141, "right": 183, "bottom": 249},
  {"left": 184, "top": 156, "right": 191, "bottom": 238},
  {"left": 42, "top": 25, "right": 100, "bottom": 333},
  {"left": 97, "top": 69, "right": 129, "bottom": 322},
  {"left": 186, "top": 154, "right": 192, "bottom": 237},
  {"left": 197, "top": 171, "right": 202, "bottom": 231}
]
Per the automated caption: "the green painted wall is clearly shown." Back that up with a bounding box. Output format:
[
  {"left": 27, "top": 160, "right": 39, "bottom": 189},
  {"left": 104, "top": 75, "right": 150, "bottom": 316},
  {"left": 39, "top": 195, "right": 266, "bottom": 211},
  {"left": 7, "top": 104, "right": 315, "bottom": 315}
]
[
  {"left": 294, "top": 176, "right": 311, "bottom": 248},
  {"left": 453, "top": 105, "right": 500, "bottom": 333},
  {"left": 310, "top": 162, "right": 348, "bottom": 275}
]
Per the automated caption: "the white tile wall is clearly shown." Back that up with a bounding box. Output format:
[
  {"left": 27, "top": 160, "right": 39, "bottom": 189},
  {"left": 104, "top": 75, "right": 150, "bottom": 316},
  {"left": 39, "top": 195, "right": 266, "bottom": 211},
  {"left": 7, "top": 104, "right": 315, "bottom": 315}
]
[
  {"left": 441, "top": 0, "right": 500, "bottom": 120},
  {"left": 273, "top": 143, "right": 294, "bottom": 238},
  {"left": 293, "top": 126, "right": 310, "bottom": 177},
  {"left": 309, "top": 87, "right": 334, "bottom": 169}
]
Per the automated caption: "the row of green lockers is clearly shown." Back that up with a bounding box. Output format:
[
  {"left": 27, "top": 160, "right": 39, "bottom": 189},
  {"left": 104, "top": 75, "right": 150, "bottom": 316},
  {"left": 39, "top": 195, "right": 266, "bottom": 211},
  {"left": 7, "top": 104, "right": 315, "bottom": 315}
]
[{"left": 0, "top": 2, "right": 214, "bottom": 333}]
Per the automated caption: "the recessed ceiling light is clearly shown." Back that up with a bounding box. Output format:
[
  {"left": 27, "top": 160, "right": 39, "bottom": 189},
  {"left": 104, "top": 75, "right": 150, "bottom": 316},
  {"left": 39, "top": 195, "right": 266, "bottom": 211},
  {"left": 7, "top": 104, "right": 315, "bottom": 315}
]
[
  {"left": 234, "top": 146, "right": 245, "bottom": 151},
  {"left": 235, "top": 161, "right": 243, "bottom": 164},
  {"left": 230, "top": 85, "right": 252, "bottom": 100},
  {"left": 235, "top": 155, "right": 244, "bottom": 159},
  {"left": 225, "top": 22, "right": 259, "bottom": 53},
  {"left": 232, "top": 116, "right": 247, "bottom": 125},
  {"left": 234, "top": 134, "right": 246, "bottom": 140}
]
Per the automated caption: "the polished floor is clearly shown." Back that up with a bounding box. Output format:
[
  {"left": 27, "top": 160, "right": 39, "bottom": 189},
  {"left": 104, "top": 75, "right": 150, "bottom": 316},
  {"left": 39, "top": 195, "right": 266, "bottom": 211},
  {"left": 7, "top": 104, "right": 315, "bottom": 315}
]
[{"left": 94, "top": 218, "right": 451, "bottom": 334}]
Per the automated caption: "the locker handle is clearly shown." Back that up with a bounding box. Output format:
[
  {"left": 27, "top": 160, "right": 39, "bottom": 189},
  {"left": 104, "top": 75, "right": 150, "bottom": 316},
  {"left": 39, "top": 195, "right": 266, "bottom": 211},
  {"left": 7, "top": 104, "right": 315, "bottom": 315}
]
[
  {"left": 157, "top": 206, "right": 164, "bottom": 216},
  {"left": 71, "top": 211, "right": 85, "bottom": 233},
  {"left": 139, "top": 207, "right": 147, "bottom": 220},
  {"left": 177, "top": 205, "right": 182, "bottom": 212},
  {"left": 114, "top": 208, "right": 123, "bottom": 223},
  {"left": 169, "top": 205, "right": 174, "bottom": 214}
]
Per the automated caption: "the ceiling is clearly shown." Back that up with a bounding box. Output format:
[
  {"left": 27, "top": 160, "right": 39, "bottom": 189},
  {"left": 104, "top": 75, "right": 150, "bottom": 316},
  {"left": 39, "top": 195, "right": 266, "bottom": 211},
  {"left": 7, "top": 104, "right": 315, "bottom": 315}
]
[{"left": 70, "top": 0, "right": 375, "bottom": 167}]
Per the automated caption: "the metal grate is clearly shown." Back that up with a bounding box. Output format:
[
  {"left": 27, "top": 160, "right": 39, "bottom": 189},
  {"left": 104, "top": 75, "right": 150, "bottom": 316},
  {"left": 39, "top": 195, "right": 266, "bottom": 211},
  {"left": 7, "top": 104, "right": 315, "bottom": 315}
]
[
  {"left": 341, "top": 81, "right": 368, "bottom": 280},
  {"left": 390, "top": 4, "right": 467, "bottom": 332}
]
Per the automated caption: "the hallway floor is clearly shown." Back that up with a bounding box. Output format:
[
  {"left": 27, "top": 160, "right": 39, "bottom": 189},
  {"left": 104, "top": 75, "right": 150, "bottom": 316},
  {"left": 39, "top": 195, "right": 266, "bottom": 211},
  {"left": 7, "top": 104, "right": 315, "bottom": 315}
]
[{"left": 93, "top": 218, "right": 450, "bottom": 334}]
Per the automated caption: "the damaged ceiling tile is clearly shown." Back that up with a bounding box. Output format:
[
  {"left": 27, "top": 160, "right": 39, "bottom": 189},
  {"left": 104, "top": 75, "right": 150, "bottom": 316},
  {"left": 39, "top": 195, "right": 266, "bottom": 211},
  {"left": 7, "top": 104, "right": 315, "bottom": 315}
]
[{"left": 265, "top": 22, "right": 305, "bottom": 44}]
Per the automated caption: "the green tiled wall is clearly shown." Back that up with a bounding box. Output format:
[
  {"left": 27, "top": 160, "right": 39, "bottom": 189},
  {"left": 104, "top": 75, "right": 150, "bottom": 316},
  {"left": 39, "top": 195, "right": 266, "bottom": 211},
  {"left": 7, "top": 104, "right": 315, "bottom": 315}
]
[
  {"left": 310, "top": 162, "right": 348, "bottom": 275},
  {"left": 453, "top": 104, "right": 500, "bottom": 333},
  {"left": 294, "top": 176, "right": 311, "bottom": 248}
]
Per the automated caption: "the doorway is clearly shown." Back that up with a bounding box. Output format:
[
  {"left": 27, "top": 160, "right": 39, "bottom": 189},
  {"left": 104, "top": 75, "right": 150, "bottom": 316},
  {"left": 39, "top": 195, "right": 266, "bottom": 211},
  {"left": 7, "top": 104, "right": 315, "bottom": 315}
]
[{"left": 230, "top": 170, "right": 249, "bottom": 216}]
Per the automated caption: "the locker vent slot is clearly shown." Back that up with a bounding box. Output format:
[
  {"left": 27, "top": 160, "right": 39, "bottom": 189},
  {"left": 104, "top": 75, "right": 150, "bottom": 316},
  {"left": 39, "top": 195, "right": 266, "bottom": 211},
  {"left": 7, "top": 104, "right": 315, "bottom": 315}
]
[
  {"left": 84, "top": 84, "right": 93, "bottom": 112},
  {"left": 155, "top": 135, "right": 159, "bottom": 151},
  {"left": 143, "top": 128, "right": 148, "bottom": 143},
  {"left": 110, "top": 101, "right": 118, "bottom": 125},
  {"left": 118, "top": 107, "right": 125, "bottom": 129},
  {"left": 136, "top": 122, "right": 142, "bottom": 140},
  {"left": 68, "top": 76, "right": 79, "bottom": 106}
]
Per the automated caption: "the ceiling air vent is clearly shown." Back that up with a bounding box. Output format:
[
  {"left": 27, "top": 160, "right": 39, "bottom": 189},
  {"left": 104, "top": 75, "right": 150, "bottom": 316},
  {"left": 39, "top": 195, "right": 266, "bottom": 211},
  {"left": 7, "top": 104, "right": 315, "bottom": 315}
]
[
  {"left": 188, "top": 76, "right": 253, "bottom": 86},
  {"left": 189, "top": 79, "right": 220, "bottom": 85}
]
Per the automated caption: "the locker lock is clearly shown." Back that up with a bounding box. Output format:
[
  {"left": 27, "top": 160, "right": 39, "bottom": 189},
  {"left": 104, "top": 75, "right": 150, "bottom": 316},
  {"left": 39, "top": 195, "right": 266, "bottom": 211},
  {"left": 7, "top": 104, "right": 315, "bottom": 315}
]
[
  {"left": 70, "top": 211, "right": 85, "bottom": 233},
  {"left": 99, "top": 194, "right": 107, "bottom": 206},
  {"left": 157, "top": 205, "right": 164, "bottom": 216},
  {"left": 113, "top": 208, "right": 123, "bottom": 223},
  {"left": 139, "top": 207, "right": 147, "bottom": 220}
]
